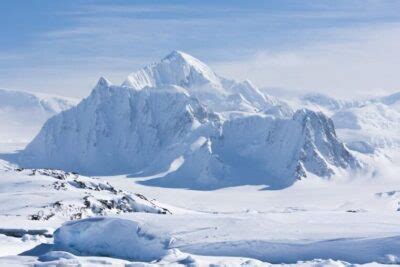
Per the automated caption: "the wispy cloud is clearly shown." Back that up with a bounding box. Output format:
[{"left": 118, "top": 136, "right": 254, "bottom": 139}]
[
  {"left": 1, "top": 1, "right": 400, "bottom": 98},
  {"left": 212, "top": 23, "right": 400, "bottom": 98}
]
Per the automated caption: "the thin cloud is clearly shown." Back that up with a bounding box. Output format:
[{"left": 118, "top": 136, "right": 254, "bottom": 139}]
[
  {"left": 1, "top": 1, "right": 400, "bottom": 98},
  {"left": 212, "top": 23, "right": 400, "bottom": 98}
]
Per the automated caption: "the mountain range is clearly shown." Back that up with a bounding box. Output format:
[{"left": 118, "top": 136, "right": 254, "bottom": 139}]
[
  {"left": 0, "top": 88, "right": 77, "bottom": 144},
  {"left": 19, "top": 51, "right": 360, "bottom": 189}
]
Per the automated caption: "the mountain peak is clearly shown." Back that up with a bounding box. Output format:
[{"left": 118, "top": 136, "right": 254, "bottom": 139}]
[
  {"left": 161, "top": 50, "right": 207, "bottom": 69},
  {"left": 163, "top": 50, "right": 190, "bottom": 61},
  {"left": 96, "top": 77, "right": 112, "bottom": 88},
  {"left": 120, "top": 51, "right": 283, "bottom": 113},
  {"left": 122, "top": 50, "right": 220, "bottom": 90}
]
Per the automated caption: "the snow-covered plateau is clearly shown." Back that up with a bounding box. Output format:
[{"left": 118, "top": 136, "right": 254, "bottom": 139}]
[{"left": 1, "top": 51, "right": 400, "bottom": 266}]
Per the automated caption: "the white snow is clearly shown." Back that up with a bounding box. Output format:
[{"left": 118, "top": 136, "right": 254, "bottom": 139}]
[
  {"left": 0, "top": 161, "right": 170, "bottom": 228},
  {"left": 54, "top": 217, "right": 172, "bottom": 261},
  {"left": 1, "top": 51, "right": 400, "bottom": 266},
  {"left": 20, "top": 52, "right": 358, "bottom": 190},
  {"left": 300, "top": 92, "right": 400, "bottom": 151},
  {"left": 38, "top": 251, "right": 78, "bottom": 262},
  {"left": 123, "top": 50, "right": 279, "bottom": 113},
  {"left": 0, "top": 88, "right": 77, "bottom": 144}
]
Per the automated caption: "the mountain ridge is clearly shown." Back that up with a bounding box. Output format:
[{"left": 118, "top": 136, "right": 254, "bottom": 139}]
[{"left": 19, "top": 51, "right": 359, "bottom": 189}]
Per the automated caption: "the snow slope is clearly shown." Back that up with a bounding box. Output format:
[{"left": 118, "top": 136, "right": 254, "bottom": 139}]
[
  {"left": 2, "top": 156, "right": 400, "bottom": 265},
  {"left": 143, "top": 109, "right": 358, "bottom": 189},
  {"left": 301, "top": 93, "right": 363, "bottom": 113},
  {"left": 52, "top": 215, "right": 400, "bottom": 264},
  {"left": 21, "top": 79, "right": 221, "bottom": 177},
  {"left": 54, "top": 217, "right": 172, "bottom": 262},
  {"left": 0, "top": 160, "right": 170, "bottom": 228},
  {"left": 20, "top": 52, "right": 358, "bottom": 189},
  {"left": 300, "top": 92, "right": 400, "bottom": 152},
  {"left": 0, "top": 88, "right": 77, "bottom": 144}
]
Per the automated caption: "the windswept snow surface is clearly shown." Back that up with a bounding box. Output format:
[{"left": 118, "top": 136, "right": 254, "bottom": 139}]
[
  {"left": 54, "top": 217, "right": 172, "bottom": 262},
  {"left": 0, "top": 160, "right": 170, "bottom": 229},
  {"left": 52, "top": 215, "right": 400, "bottom": 264}
]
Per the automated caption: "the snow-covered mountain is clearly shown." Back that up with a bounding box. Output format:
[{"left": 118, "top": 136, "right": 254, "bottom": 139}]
[
  {"left": 3, "top": 52, "right": 400, "bottom": 266},
  {"left": 300, "top": 92, "right": 400, "bottom": 152},
  {"left": 123, "top": 51, "right": 280, "bottom": 114},
  {"left": 301, "top": 93, "right": 363, "bottom": 113},
  {"left": 21, "top": 78, "right": 220, "bottom": 176},
  {"left": 0, "top": 88, "right": 78, "bottom": 143},
  {"left": 144, "top": 108, "right": 358, "bottom": 189},
  {"left": 19, "top": 51, "right": 358, "bottom": 189},
  {"left": 374, "top": 92, "right": 400, "bottom": 108}
]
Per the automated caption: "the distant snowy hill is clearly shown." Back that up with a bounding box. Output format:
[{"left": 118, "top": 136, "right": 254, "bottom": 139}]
[
  {"left": 0, "top": 88, "right": 77, "bottom": 144},
  {"left": 300, "top": 92, "right": 400, "bottom": 152},
  {"left": 301, "top": 93, "right": 363, "bottom": 113},
  {"left": 20, "top": 51, "right": 358, "bottom": 189}
]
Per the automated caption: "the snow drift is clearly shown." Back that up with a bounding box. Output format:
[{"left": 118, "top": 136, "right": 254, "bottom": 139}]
[
  {"left": 54, "top": 217, "right": 172, "bottom": 261},
  {"left": 20, "top": 51, "right": 358, "bottom": 189},
  {"left": 52, "top": 216, "right": 400, "bottom": 264}
]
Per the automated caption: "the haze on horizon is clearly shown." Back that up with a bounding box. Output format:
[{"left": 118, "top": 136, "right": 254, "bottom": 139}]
[{"left": 1, "top": 0, "right": 400, "bottom": 99}]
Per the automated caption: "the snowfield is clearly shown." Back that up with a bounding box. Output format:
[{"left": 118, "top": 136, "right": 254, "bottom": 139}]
[{"left": 1, "top": 51, "right": 400, "bottom": 266}]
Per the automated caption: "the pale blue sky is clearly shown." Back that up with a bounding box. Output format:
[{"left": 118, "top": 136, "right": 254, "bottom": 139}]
[{"left": 1, "top": 1, "right": 400, "bottom": 98}]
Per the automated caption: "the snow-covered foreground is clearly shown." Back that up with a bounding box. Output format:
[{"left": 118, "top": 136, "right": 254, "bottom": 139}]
[{"left": 1, "top": 145, "right": 400, "bottom": 265}]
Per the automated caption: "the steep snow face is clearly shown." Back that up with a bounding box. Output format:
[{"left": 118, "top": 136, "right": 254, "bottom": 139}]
[
  {"left": 148, "top": 109, "right": 358, "bottom": 189},
  {"left": 20, "top": 52, "right": 358, "bottom": 189},
  {"left": 0, "top": 88, "right": 77, "bottom": 143},
  {"left": 123, "top": 51, "right": 278, "bottom": 113},
  {"left": 20, "top": 82, "right": 358, "bottom": 189},
  {"left": 20, "top": 78, "right": 220, "bottom": 175}
]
